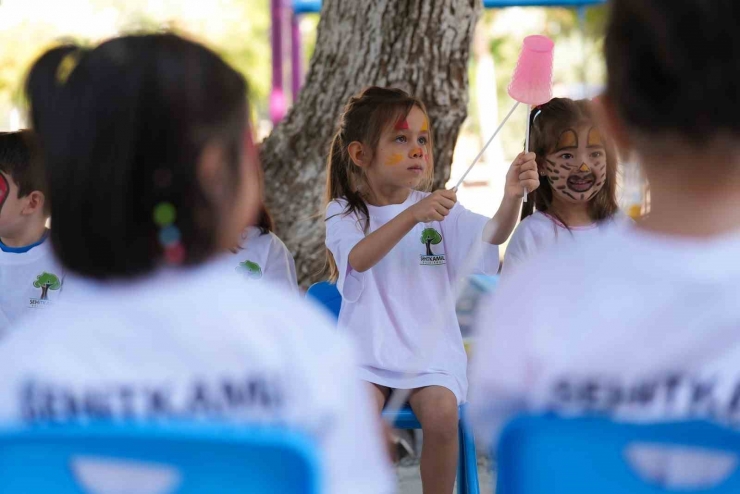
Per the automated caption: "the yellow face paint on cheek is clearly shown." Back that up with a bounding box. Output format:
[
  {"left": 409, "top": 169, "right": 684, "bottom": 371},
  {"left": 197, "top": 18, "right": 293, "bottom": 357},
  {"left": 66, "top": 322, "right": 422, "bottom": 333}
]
[{"left": 385, "top": 153, "right": 404, "bottom": 166}]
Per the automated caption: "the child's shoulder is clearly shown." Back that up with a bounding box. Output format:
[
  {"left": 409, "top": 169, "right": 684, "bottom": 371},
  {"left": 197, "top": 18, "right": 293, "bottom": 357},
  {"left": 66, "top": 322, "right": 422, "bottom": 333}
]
[
  {"left": 239, "top": 226, "right": 282, "bottom": 246},
  {"left": 326, "top": 197, "right": 353, "bottom": 217},
  {"left": 605, "top": 209, "right": 635, "bottom": 228},
  {"left": 507, "top": 212, "right": 558, "bottom": 247},
  {"left": 518, "top": 211, "right": 555, "bottom": 231}
]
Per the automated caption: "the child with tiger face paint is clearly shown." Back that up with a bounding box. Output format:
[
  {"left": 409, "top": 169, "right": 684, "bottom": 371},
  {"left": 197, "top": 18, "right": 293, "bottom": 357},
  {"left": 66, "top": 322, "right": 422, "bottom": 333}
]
[
  {"left": 502, "top": 98, "right": 626, "bottom": 277},
  {"left": 544, "top": 125, "right": 607, "bottom": 204}
]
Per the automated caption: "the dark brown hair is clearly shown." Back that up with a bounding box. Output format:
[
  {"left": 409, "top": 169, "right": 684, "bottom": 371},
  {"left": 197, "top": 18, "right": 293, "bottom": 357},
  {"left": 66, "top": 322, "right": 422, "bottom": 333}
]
[
  {"left": 521, "top": 98, "right": 618, "bottom": 227},
  {"left": 324, "top": 86, "right": 433, "bottom": 281},
  {"left": 26, "top": 34, "right": 249, "bottom": 279},
  {"left": 0, "top": 130, "right": 45, "bottom": 201},
  {"left": 605, "top": 0, "right": 740, "bottom": 143},
  {"left": 255, "top": 205, "right": 274, "bottom": 235}
]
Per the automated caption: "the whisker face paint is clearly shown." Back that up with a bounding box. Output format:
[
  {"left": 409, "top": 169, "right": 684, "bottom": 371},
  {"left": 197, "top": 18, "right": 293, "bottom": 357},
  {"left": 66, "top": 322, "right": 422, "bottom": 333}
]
[{"left": 544, "top": 126, "right": 608, "bottom": 205}]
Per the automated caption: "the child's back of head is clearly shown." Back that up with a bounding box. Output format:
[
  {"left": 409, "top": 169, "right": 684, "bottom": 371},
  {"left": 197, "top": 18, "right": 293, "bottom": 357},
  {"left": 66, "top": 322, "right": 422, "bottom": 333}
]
[
  {"left": 606, "top": 0, "right": 740, "bottom": 148},
  {"left": 605, "top": 0, "right": 740, "bottom": 235},
  {"left": 470, "top": 0, "right": 740, "bottom": 470},
  {"left": 27, "top": 34, "right": 259, "bottom": 280}
]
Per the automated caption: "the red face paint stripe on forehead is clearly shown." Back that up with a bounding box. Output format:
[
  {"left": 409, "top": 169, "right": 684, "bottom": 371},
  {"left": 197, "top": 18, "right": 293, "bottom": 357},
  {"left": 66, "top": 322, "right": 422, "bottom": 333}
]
[
  {"left": 394, "top": 118, "right": 409, "bottom": 130},
  {"left": 0, "top": 174, "right": 8, "bottom": 214}
]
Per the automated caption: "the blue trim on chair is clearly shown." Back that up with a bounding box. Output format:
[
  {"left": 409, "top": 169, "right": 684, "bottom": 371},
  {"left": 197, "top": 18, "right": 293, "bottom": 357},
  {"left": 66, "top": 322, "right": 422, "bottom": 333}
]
[
  {"left": 382, "top": 404, "right": 479, "bottom": 494},
  {"left": 306, "top": 281, "right": 342, "bottom": 319},
  {"left": 385, "top": 406, "right": 421, "bottom": 429},
  {"left": 496, "top": 414, "right": 740, "bottom": 494},
  {"left": 293, "top": 0, "right": 606, "bottom": 15},
  {"left": 0, "top": 422, "right": 320, "bottom": 493}
]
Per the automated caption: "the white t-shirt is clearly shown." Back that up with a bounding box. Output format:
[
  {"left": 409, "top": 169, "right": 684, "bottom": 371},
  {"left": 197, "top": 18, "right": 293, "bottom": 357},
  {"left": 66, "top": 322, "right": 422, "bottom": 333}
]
[
  {"left": 0, "top": 260, "right": 394, "bottom": 494},
  {"left": 502, "top": 211, "right": 629, "bottom": 278},
  {"left": 470, "top": 224, "right": 740, "bottom": 452},
  {"left": 224, "top": 227, "right": 299, "bottom": 295},
  {"left": 325, "top": 190, "right": 499, "bottom": 403},
  {"left": 0, "top": 236, "right": 65, "bottom": 338}
]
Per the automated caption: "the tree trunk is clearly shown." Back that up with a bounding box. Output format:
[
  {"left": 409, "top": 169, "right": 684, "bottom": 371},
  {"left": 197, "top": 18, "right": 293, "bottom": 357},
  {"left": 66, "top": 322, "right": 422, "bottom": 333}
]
[{"left": 260, "top": 0, "right": 481, "bottom": 286}]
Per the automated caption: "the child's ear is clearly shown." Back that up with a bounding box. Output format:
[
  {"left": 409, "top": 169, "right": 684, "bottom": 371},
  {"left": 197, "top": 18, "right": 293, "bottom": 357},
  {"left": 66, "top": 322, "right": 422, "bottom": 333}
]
[
  {"left": 347, "top": 141, "right": 369, "bottom": 169},
  {"left": 22, "top": 191, "right": 45, "bottom": 215}
]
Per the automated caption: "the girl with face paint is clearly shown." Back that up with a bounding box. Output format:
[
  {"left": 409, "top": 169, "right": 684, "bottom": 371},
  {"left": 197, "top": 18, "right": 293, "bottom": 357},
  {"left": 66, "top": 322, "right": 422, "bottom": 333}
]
[
  {"left": 324, "top": 86, "right": 538, "bottom": 494},
  {"left": 501, "top": 98, "right": 627, "bottom": 277}
]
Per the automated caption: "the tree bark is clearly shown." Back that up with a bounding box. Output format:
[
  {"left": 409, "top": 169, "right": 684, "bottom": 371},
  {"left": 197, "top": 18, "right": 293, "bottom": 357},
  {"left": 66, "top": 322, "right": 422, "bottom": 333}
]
[{"left": 260, "top": 0, "right": 481, "bottom": 286}]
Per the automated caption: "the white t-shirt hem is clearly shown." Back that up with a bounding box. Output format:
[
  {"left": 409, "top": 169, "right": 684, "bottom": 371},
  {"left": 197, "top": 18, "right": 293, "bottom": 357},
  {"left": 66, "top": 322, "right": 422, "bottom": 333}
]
[{"left": 357, "top": 367, "right": 465, "bottom": 405}]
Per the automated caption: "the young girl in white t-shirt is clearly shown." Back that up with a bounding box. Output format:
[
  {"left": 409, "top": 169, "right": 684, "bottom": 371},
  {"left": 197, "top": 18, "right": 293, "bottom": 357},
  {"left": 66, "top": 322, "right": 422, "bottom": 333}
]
[
  {"left": 2, "top": 35, "right": 394, "bottom": 494},
  {"left": 324, "top": 86, "right": 539, "bottom": 494},
  {"left": 502, "top": 98, "right": 626, "bottom": 278},
  {"left": 228, "top": 205, "right": 299, "bottom": 295}
]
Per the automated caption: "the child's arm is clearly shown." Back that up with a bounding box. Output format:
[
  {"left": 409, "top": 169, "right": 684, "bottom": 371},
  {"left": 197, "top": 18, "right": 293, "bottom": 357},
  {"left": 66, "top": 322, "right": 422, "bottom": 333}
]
[
  {"left": 484, "top": 152, "right": 539, "bottom": 245},
  {"left": 348, "top": 189, "right": 457, "bottom": 272}
]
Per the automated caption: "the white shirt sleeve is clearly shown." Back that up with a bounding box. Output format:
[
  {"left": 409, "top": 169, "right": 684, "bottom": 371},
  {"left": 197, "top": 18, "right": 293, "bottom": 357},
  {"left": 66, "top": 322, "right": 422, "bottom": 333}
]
[
  {"left": 324, "top": 200, "right": 366, "bottom": 302},
  {"left": 468, "top": 270, "right": 537, "bottom": 453},
  {"left": 263, "top": 233, "right": 299, "bottom": 296},
  {"left": 500, "top": 221, "right": 531, "bottom": 281},
  {"left": 443, "top": 202, "right": 500, "bottom": 282}
]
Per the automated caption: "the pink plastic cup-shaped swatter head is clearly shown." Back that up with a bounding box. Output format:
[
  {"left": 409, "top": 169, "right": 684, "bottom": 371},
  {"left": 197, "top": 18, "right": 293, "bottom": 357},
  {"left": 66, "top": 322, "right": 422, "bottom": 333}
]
[{"left": 508, "top": 35, "right": 554, "bottom": 106}]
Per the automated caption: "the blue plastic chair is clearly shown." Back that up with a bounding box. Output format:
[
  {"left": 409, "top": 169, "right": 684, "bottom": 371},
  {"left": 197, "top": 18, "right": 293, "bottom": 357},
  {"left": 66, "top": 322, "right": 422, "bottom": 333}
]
[
  {"left": 0, "top": 423, "right": 319, "bottom": 494},
  {"left": 306, "top": 281, "right": 480, "bottom": 494},
  {"left": 496, "top": 414, "right": 740, "bottom": 494}
]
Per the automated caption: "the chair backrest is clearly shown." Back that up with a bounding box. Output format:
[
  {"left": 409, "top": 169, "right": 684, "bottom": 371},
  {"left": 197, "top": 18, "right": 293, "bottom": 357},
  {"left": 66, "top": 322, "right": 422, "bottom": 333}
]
[
  {"left": 0, "top": 423, "right": 319, "bottom": 494},
  {"left": 306, "top": 281, "right": 341, "bottom": 320},
  {"left": 496, "top": 414, "right": 740, "bottom": 494}
]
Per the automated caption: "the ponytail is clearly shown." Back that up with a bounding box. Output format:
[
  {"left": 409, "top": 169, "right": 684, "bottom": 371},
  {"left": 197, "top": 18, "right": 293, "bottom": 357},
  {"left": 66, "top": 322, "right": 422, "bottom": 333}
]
[
  {"left": 324, "top": 132, "right": 370, "bottom": 282},
  {"left": 25, "top": 44, "right": 80, "bottom": 139}
]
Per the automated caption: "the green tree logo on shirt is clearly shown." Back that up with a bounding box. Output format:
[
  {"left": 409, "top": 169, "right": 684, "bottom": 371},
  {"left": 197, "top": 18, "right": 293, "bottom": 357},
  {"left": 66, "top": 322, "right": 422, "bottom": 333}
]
[
  {"left": 420, "top": 228, "right": 443, "bottom": 256},
  {"left": 33, "top": 272, "right": 61, "bottom": 300},
  {"left": 237, "top": 260, "right": 263, "bottom": 280}
]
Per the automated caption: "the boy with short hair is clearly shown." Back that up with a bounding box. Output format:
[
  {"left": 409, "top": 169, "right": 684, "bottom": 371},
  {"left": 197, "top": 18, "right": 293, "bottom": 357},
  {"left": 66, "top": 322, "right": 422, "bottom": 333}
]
[{"left": 0, "top": 130, "right": 63, "bottom": 336}]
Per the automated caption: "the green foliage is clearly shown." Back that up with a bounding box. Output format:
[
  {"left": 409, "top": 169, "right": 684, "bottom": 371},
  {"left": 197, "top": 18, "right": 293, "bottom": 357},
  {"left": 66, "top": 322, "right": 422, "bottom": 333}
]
[
  {"left": 0, "top": 0, "right": 271, "bottom": 127},
  {"left": 33, "top": 272, "right": 61, "bottom": 290},
  {"left": 420, "top": 228, "right": 442, "bottom": 246}
]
